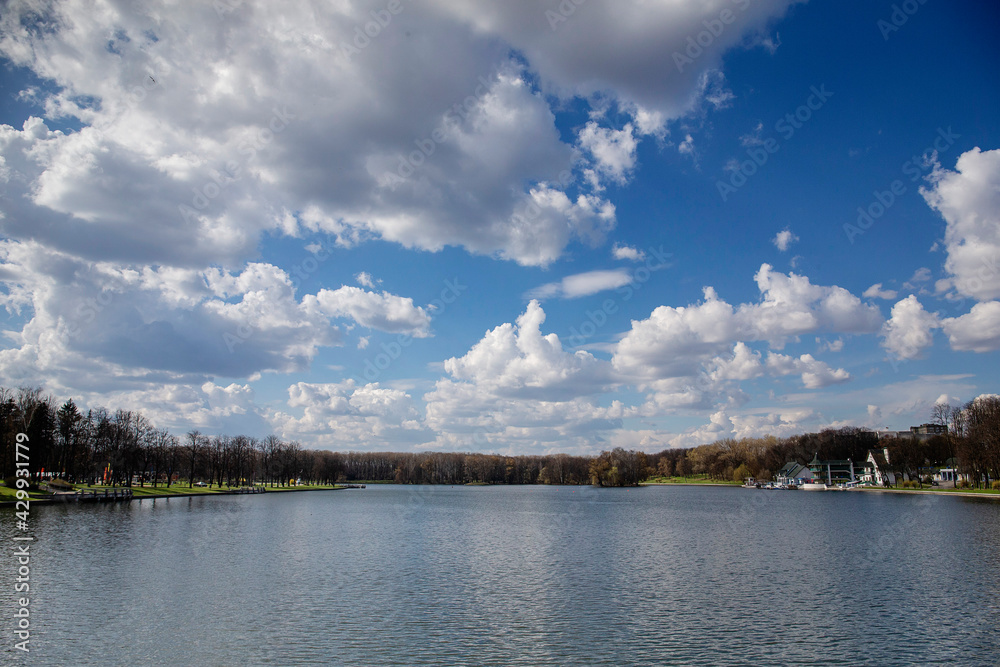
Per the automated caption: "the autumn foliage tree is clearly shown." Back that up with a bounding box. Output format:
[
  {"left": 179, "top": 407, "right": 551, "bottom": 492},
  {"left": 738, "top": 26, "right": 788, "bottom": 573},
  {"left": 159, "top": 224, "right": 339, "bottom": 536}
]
[{"left": 589, "top": 448, "right": 649, "bottom": 487}]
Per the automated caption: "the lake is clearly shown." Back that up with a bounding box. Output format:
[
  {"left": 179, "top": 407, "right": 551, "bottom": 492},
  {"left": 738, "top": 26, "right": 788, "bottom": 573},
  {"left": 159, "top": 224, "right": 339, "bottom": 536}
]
[{"left": 2, "top": 484, "right": 999, "bottom": 665}]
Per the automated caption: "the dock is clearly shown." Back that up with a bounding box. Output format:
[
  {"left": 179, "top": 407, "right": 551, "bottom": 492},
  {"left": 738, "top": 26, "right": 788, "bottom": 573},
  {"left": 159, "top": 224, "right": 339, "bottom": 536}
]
[
  {"left": 52, "top": 488, "right": 134, "bottom": 503},
  {"left": 1, "top": 483, "right": 360, "bottom": 508}
]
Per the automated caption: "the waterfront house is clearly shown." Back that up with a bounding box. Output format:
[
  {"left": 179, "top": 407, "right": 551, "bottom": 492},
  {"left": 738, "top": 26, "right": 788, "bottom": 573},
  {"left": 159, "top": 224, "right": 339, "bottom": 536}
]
[
  {"left": 864, "top": 449, "right": 896, "bottom": 486},
  {"left": 776, "top": 462, "right": 815, "bottom": 486},
  {"left": 807, "top": 453, "right": 858, "bottom": 485}
]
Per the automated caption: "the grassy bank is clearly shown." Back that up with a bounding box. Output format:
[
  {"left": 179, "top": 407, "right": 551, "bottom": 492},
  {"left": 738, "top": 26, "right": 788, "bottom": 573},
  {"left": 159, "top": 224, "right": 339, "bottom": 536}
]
[
  {"left": 926, "top": 486, "right": 1000, "bottom": 495},
  {"left": 0, "top": 485, "right": 52, "bottom": 502},
  {"left": 0, "top": 482, "right": 345, "bottom": 503},
  {"left": 642, "top": 474, "right": 742, "bottom": 486},
  {"left": 79, "top": 483, "right": 344, "bottom": 497}
]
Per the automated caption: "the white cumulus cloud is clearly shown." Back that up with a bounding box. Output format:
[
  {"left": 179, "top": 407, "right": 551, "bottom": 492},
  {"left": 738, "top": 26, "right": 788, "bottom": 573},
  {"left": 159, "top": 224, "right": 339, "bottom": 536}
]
[
  {"left": 304, "top": 286, "right": 433, "bottom": 337},
  {"left": 765, "top": 352, "right": 850, "bottom": 389},
  {"left": 423, "top": 300, "right": 621, "bottom": 452},
  {"left": 578, "top": 122, "right": 638, "bottom": 186},
  {"left": 880, "top": 295, "right": 939, "bottom": 360},
  {"left": 772, "top": 228, "right": 798, "bottom": 252},
  {"left": 863, "top": 283, "right": 898, "bottom": 300},
  {"left": 526, "top": 269, "right": 632, "bottom": 300},
  {"left": 921, "top": 147, "right": 1000, "bottom": 301},
  {"left": 612, "top": 243, "right": 646, "bottom": 262},
  {"left": 271, "top": 381, "right": 429, "bottom": 447},
  {"left": 941, "top": 301, "right": 1000, "bottom": 353}
]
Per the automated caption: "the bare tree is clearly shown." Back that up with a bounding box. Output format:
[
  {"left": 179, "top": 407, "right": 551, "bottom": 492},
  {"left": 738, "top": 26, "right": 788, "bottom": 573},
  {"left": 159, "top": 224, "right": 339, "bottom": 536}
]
[{"left": 186, "top": 430, "right": 203, "bottom": 488}]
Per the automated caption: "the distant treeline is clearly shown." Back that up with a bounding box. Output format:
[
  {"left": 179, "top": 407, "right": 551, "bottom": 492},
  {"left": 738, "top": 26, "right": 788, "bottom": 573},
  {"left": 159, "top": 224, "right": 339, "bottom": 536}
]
[
  {"left": 0, "top": 386, "right": 640, "bottom": 487},
  {"left": 1, "top": 385, "right": 997, "bottom": 489},
  {"left": 0, "top": 387, "right": 334, "bottom": 488}
]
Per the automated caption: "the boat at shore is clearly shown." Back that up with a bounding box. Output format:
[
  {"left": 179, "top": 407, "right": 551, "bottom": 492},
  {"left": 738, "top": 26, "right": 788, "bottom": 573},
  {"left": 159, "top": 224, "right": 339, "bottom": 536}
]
[
  {"left": 790, "top": 481, "right": 867, "bottom": 491},
  {"left": 745, "top": 476, "right": 868, "bottom": 491},
  {"left": 799, "top": 482, "right": 828, "bottom": 491},
  {"left": 743, "top": 478, "right": 799, "bottom": 490}
]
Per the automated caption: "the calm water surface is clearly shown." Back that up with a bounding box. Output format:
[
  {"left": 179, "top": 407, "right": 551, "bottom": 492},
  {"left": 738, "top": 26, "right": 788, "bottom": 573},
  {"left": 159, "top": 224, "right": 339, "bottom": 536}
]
[{"left": 2, "top": 485, "right": 999, "bottom": 665}]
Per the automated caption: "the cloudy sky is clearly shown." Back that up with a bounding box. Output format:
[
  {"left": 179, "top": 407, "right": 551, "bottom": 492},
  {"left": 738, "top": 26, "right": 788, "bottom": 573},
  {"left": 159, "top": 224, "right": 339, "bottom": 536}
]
[{"left": 1, "top": 0, "right": 998, "bottom": 454}]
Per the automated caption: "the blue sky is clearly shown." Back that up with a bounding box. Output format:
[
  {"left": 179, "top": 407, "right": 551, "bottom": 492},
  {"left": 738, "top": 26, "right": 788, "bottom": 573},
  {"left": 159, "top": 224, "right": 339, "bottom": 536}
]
[{"left": 1, "top": 0, "right": 998, "bottom": 453}]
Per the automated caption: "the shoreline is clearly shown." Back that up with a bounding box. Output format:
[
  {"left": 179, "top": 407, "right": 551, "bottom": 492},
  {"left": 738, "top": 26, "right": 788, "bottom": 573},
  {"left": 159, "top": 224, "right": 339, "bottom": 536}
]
[
  {"left": 0, "top": 484, "right": 349, "bottom": 508},
  {"left": 5, "top": 482, "right": 996, "bottom": 507},
  {"left": 643, "top": 481, "right": 1000, "bottom": 499},
  {"left": 640, "top": 481, "right": 741, "bottom": 487},
  {"left": 857, "top": 487, "right": 1000, "bottom": 499}
]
